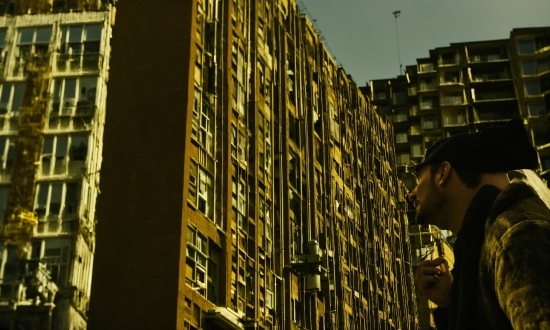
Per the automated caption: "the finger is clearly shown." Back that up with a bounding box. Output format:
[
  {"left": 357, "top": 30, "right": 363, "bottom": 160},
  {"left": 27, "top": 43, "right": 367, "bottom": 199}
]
[
  {"left": 439, "top": 257, "right": 450, "bottom": 273},
  {"left": 418, "top": 274, "right": 440, "bottom": 288},
  {"left": 418, "top": 266, "right": 441, "bottom": 276}
]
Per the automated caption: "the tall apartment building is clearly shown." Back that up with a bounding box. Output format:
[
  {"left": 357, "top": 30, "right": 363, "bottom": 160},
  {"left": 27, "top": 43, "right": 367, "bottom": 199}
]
[
  {"left": 367, "top": 27, "right": 550, "bottom": 330},
  {"left": 0, "top": 1, "right": 115, "bottom": 329},
  {"left": 89, "top": 0, "right": 418, "bottom": 329},
  {"left": 369, "top": 27, "right": 550, "bottom": 192}
]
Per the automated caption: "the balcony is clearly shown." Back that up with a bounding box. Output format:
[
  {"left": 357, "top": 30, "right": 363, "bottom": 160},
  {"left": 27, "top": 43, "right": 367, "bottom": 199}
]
[
  {"left": 409, "top": 126, "right": 422, "bottom": 135},
  {"left": 473, "top": 91, "right": 515, "bottom": 102},
  {"left": 419, "top": 83, "right": 437, "bottom": 91},
  {"left": 410, "top": 106, "right": 419, "bottom": 116},
  {"left": 418, "top": 63, "right": 435, "bottom": 73},
  {"left": 439, "top": 54, "right": 461, "bottom": 66},
  {"left": 469, "top": 54, "right": 507, "bottom": 63},
  {"left": 440, "top": 96, "right": 465, "bottom": 106},
  {"left": 443, "top": 115, "right": 467, "bottom": 127},
  {"left": 474, "top": 110, "right": 514, "bottom": 123},
  {"left": 440, "top": 77, "right": 462, "bottom": 85},
  {"left": 56, "top": 53, "right": 103, "bottom": 73},
  {"left": 470, "top": 72, "right": 510, "bottom": 82},
  {"left": 408, "top": 86, "right": 417, "bottom": 96},
  {"left": 420, "top": 102, "right": 437, "bottom": 110}
]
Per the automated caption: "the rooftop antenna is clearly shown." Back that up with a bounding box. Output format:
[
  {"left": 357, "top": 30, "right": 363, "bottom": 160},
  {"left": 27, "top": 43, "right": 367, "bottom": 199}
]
[{"left": 392, "top": 10, "right": 403, "bottom": 75}]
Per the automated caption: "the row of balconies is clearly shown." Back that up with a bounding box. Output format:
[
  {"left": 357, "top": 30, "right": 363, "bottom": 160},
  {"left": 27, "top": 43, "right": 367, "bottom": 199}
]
[{"left": 7, "top": 53, "right": 103, "bottom": 79}]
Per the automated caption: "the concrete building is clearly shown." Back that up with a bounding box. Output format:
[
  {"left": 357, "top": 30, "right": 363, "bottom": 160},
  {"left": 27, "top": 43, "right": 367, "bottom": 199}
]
[
  {"left": 368, "top": 26, "right": 550, "bottom": 192},
  {"left": 367, "top": 26, "right": 550, "bottom": 330},
  {"left": 89, "top": 0, "right": 418, "bottom": 329},
  {"left": 0, "top": 1, "right": 115, "bottom": 329}
]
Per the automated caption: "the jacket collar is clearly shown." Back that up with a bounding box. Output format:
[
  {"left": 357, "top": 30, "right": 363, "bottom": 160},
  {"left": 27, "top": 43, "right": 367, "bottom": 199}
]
[{"left": 485, "top": 181, "right": 537, "bottom": 230}]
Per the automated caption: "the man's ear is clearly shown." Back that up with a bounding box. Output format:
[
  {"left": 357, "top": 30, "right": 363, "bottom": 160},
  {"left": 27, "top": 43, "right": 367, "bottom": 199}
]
[{"left": 438, "top": 161, "right": 453, "bottom": 186}]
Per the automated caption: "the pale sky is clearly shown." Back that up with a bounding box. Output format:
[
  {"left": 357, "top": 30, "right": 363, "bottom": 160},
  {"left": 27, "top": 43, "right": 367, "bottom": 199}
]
[{"left": 299, "top": 0, "right": 550, "bottom": 86}]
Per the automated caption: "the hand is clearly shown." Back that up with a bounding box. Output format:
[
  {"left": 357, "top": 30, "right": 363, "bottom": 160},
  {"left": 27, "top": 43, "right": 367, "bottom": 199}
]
[{"left": 416, "top": 255, "right": 452, "bottom": 307}]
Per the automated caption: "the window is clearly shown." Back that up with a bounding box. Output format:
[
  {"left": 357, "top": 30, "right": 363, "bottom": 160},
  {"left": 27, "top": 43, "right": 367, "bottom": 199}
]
[
  {"left": 58, "top": 24, "right": 103, "bottom": 71},
  {"left": 420, "top": 96, "right": 438, "bottom": 110},
  {"left": 291, "top": 298, "right": 303, "bottom": 325},
  {"left": 411, "top": 143, "right": 424, "bottom": 158},
  {"left": 51, "top": 77, "right": 97, "bottom": 116},
  {"left": 231, "top": 177, "right": 246, "bottom": 230},
  {"left": 197, "top": 167, "right": 213, "bottom": 218},
  {"left": 395, "top": 132, "right": 408, "bottom": 143},
  {"left": 0, "top": 83, "right": 25, "bottom": 116},
  {"left": 31, "top": 238, "right": 70, "bottom": 286},
  {"left": 188, "top": 160, "right": 214, "bottom": 220},
  {"left": 288, "top": 151, "right": 300, "bottom": 189},
  {"left": 396, "top": 153, "right": 410, "bottom": 166},
  {"left": 35, "top": 182, "right": 80, "bottom": 221},
  {"left": 0, "top": 186, "right": 8, "bottom": 226},
  {"left": 0, "top": 136, "right": 16, "bottom": 173},
  {"left": 17, "top": 26, "right": 52, "bottom": 58},
  {"left": 266, "top": 272, "right": 274, "bottom": 309},
  {"left": 525, "top": 81, "right": 541, "bottom": 96},
  {"left": 191, "top": 88, "right": 214, "bottom": 154},
  {"left": 528, "top": 102, "right": 546, "bottom": 117},
  {"left": 441, "top": 91, "right": 464, "bottom": 105},
  {"left": 231, "top": 125, "right": 237, "bottom": 158},
  {"left": 422, "top": 115, "right": 440, "bottom": 130},
  {"left": 186, "top": 226, "right": 208, "bottom": 296},
  {"left": 41, "top": 134, "right": 88, "bottom": 176},
  {"left": 329, "top": 102, "right": 340, "bottom": 140},
  {"left": 188, "top": 160, "right": 198, "bottom": 205},
  {"left": 443, "top": 109, "right": 466, "bottom": 126},
  {"left": 419, "top": 63, "right": 435, "bottom": 73},
  {"left": 0, "top": 28, "right": 7, "bottom": 67},
  {"left": 518, "top": 39, "right": 535, "bottom": 55},
  {"left": 522, "top": 61, "right": 537, "bottom": 76}
]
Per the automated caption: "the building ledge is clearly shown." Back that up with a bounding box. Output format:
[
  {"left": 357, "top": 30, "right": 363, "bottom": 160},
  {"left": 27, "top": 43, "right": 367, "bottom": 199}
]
[{"left": 205, "top": 307, "right": 245, "bottom": 330}]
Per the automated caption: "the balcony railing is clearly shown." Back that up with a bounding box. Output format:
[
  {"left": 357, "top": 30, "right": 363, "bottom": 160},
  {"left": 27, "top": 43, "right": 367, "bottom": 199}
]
[
  {"left": 474, "top": 91, "right": 515, "bottom": 101},
  {"left": 56, "top": 53, "right": 103, "bottom": 73},
  {"left": 440, "top": 96, "right": 465, "bottom": 105},
  {"left": 419, "top": 83, "right": 437, "bottom": 91},
  {"left": 471, "top": 72, "right": 510, "bottom": 82},
  {"left": 409, "top": 126, "right": 421, "bottom": 135},
  {"left": 439, "top": 56, "right": 461, "bottom": 66},
  {"left": 469, "top": 54, "right": 507, "bottom": 63}
]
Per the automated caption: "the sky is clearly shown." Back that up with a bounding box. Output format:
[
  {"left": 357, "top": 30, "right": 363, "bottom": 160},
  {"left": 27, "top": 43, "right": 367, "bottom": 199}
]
[{"left": 299, "top": 0, "right": 550, "bottom": 86}]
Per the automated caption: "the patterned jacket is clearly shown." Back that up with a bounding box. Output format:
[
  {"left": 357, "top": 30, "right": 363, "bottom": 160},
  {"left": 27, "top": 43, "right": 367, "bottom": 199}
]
[{"left": 434, "top": 176, "right": 550, "bottom": 329}]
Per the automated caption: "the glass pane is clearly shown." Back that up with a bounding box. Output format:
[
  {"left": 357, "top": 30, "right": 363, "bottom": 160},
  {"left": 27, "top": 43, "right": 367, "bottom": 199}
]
[
  {"left": 36, "top": 184, "right": 49, "bottom": 210},
  {"left": 18, "top": 29, "right": 33, "bottom": 44},
  {"left": 69, "top": 26, "right": 83, "bottom": 43},
  {"left": 525, "top": 81, "right": 541, "bottom": 95},
  {"left": 0, "top": 186, "right": 9, "bottom": 214},
  {"left": 42, "top": 136, "right": 54, "bottom": 155},
  {"left": 0, "top": 30, "right": 6, "bottom": 48},
  {"left": 522, "top": 61, "right": 536, "bottom": 76},
  {"left": 11, "top": 83, "right": 25, "bottom": 112},
  {"left": 85, "top": 25, "right": 103, "bottom": 41},
  {"left": 518, "top": 40, "right": 535, "bottom": 54},
  {"left": 63, "top": 79, "right": 77, "bottom": 100},
  {"left": 50, "top": 184, "right": 63, "bottom": 215},
  {"left": 35, "top": 27, "right": 52, "bottom": 43},
  {"left": 55, "top": 136, "right": 68, "bottom": 160},
  {"left": 69, "top": 135, "right": 88, "bottom": 161},
  {"left": 78, "top": 77, "right": 97, "bottom": 103}
]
